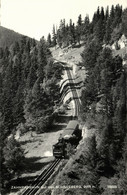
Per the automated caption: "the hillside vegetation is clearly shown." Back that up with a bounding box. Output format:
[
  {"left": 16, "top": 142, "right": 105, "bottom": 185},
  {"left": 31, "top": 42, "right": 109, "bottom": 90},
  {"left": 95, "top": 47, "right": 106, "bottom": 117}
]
[
  {"left": 45, "top": 5, "right": 127, "bottom": 195},
  {"left": 0, "top": 26, "right": 24, "bottom": 48},
  {"left": 0, "top": 35, "right": 63, "bottom": 194}
]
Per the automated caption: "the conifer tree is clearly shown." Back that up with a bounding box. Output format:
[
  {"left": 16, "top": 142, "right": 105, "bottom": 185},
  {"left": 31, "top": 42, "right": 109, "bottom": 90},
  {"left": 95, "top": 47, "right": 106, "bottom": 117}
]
[
  {"left": 105, "top": 6, "right": 109, "bottom": 21},
  {"left": 112, "top": 5, "right": 122, "bottom": 29},
  {"left": 52, "top": 25, "right": 57, "bottom": 47},
  {"left": 76, "top": 14, "right": 83, "bottom": 45},
  {"left": 122, "top": 8, "right": 127, "bottom": 37},
  {"left": 81, "top": 39, "right": 102, "bottom": 74},
  {"left": 23, "top": 51, "right": 31, "bottom": 80},
  {"left": 82, "top": 15, "right": 90, "bottom": 40},
  {"left": 2, "top": 62, "right": 14, "bottom": 133},
  {"left": 47, "top": 33, "right": 52, "bottom": 47},
  {"left": 26, "top": 47, "right": 38, "bottom": 89},
  {"left": 104, "top": 17, "right": 112, "bottom": 44},
  {"left": 3, "top": 136, "right": 24, "bottom": 174},
  {"left": 81, "top": 136, "right": 102, "bottom": 194},
  {"left": 37, "top": 38, "right": 47, "bottom": 82}
]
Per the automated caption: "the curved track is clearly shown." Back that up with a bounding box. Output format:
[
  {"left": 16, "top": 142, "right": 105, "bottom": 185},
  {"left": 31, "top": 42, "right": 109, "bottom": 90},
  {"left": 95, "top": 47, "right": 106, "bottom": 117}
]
[
  {"left": 53, "top": 59, "right": 81, "bottom": 115},
  {"left": 21, "top": 159, "right": 61, "bottom": 195},
  {"left": 66, "top": 67, "right": 81, "bottom": 117},
  {"left": 61, "top": 64, "right": 81, "bottom": 118}
]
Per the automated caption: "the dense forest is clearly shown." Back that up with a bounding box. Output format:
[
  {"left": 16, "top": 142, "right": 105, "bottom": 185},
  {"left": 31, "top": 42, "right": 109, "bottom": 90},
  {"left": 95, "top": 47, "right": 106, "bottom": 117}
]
[
  {"left": 48, "top": 5, "right": 127, "bottom": 195},
  {"left": 0, "top": 4, "right": 127, "bottom": 195},
  {"left": 48, "top": 5, "right": 127, "bottom": 49},
  {"left": 0, "top": 36, "right": 63, "bottom": 193},
  {"left": 80, "top": 5, "right": 127, "bottom": 194}
]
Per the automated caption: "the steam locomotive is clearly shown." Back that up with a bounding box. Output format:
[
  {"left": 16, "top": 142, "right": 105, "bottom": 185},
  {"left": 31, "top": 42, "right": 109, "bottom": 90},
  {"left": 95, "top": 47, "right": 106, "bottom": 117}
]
[{"left": 52, "top": 120, "right": 82, "bottom": 158}]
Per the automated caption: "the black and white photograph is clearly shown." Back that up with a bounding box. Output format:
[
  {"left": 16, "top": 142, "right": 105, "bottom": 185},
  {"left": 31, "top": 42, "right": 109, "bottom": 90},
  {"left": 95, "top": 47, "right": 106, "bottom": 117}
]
[{"left": 0, "top": 0, "right": 127, "bottom": 194}]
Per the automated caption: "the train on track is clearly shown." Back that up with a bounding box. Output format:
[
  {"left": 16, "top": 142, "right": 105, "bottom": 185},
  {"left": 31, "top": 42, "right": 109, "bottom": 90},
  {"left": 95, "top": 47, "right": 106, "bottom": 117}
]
[{"left": 53, "top": 120, "right": 82, "bottom": 158}]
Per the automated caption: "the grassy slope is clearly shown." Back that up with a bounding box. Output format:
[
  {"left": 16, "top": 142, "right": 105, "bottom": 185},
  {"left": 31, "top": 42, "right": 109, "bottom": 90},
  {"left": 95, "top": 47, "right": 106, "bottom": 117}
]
[{"left": 50, "top": 43, "right": 84, "bottom": 63}]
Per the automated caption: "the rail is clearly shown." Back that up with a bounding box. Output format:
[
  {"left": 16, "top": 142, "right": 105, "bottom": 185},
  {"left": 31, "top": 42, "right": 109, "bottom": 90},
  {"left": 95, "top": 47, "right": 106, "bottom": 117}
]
[
  {"left": 21, "top": 159, "right": 61, "bottom": 195},
  {"left": 65, "top": 66, "right": 81, "bottom": 117}
]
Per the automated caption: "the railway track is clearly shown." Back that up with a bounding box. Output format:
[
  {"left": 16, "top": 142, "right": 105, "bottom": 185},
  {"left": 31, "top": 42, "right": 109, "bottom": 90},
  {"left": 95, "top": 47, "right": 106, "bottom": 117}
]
[
  {"left": 57, "top": 60, "right": 81, "bottom": 117},
  {"left": 65, "top": 66, "right": 81, "bottom": 117},
  {"left": 21, "top": 159, "right": 61, "bottom": 195}
]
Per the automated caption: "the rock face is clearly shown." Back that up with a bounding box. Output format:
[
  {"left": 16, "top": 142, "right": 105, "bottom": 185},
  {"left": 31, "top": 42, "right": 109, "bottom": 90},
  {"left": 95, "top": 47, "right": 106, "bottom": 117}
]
[
  {"left": 112, "top": 34, "right": 127, "bottom": 50},
  {"left": 118, "top": 34, "right": 127, "bottom": 48}
]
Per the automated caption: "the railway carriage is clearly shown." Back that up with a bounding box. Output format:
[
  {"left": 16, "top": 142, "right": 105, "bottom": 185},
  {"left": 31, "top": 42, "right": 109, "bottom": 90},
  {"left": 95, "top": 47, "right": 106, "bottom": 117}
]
[{"left": 53, "top": 120, "right": 82, "bottom": 158}]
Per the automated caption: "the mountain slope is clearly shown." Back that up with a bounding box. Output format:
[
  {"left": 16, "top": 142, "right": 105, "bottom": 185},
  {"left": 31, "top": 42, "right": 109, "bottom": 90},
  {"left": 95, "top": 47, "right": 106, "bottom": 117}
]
[{"left": 0, "top": 26, "right": 24, "bottom": 48}]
